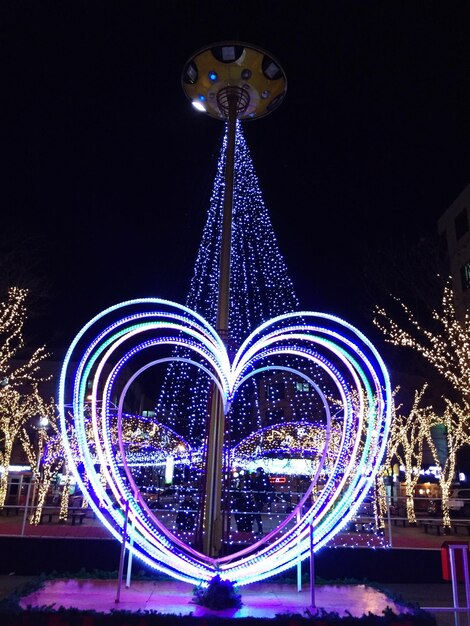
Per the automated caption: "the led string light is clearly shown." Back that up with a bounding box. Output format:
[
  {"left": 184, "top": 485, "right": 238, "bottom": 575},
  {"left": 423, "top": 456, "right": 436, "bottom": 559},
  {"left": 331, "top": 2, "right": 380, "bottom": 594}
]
[
  {"left": 73, "top": 316, "right": 370, "bottom": 576},
  {"left": 59, "top": 298, "right": 391, "bottom": 585},
  {"left": 78, "top": 318, "right": 232, "bottom": 573}
]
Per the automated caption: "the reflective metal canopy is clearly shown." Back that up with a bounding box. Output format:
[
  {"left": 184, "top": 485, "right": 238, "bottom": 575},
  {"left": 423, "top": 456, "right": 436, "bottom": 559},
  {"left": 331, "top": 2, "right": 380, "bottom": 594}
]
[{"left": 182, "top": 41, "right": 287, "bottom": 121}]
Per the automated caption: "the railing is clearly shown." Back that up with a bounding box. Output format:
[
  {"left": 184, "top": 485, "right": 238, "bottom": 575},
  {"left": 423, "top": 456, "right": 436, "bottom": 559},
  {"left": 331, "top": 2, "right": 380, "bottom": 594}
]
[
  {"left": 0, "top": 503, "right": 96, "bottom": 536},
  {"left": 2, "top": 492, "right": 470, "bottom": 547}
]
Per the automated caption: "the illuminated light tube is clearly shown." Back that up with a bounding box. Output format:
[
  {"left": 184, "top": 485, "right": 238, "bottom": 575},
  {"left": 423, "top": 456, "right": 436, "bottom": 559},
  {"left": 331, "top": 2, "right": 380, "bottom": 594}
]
[{"left": 58, "top": 298, "right": 392, "bottom": 586}]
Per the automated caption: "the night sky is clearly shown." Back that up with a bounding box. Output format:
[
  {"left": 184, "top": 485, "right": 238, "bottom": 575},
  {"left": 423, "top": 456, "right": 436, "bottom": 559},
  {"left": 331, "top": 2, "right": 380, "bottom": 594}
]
[{"left": 2, "top": 1, "right": 470, "bottom": 359}]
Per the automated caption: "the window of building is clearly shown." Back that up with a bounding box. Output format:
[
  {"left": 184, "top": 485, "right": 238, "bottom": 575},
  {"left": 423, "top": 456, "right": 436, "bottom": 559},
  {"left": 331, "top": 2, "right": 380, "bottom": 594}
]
[
  {"left": 296, "top": 381, "right": 310, "bottom": 393},
  {"left": 455, "top": 208, "right": 469, "bottom": 240},
  {"left": 460, "top": 262, "right": 470, "bottom": 291}
]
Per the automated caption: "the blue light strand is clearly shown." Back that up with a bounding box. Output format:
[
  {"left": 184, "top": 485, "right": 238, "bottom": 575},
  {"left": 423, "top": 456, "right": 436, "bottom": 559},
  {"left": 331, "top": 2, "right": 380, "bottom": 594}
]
[{"left": 59, "top": 298, "right": 391, "bottom": 585}]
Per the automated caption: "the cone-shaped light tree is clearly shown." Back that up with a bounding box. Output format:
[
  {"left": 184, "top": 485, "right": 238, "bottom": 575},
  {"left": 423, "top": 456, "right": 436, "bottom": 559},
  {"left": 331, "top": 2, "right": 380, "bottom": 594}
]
[{"left": 155, "top": 123, "right": 322, "bottom": 443}]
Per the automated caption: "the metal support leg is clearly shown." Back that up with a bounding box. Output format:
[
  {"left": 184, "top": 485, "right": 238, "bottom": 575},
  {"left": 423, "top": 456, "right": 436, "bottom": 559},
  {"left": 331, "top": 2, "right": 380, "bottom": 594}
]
[
  {"left": 386, "top": 487, "right": 393, "bottom": 547},
  {"left": 21, "top": 480, "right": 33, "bottom": 536},
  {"left": 126, "top": 507, "right": 136, "bottom": 588},
  {"left": 462, "top": 545, "right": 470, "bottom": 609},
  {"left": 116, "top": 500, "right": 130, "bottom": 604},
  {"left": 310, "top": 522, "right": 315, "bottom": 609},
  {"left": 449, "top": 546, "right": 460, "bottom": 611},
  {"left": 297, "top": 509, "right": 302, "bottom": 592}
]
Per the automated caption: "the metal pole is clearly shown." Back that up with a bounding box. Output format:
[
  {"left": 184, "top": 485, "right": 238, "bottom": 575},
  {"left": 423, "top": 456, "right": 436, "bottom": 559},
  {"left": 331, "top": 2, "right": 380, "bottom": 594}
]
[
  {"left": 126, "top": 504, "right": 136, "bottom": 588},
  {"left": 21, "top": 480, "right": 33, "bottom": 536},
  {"left": 115, "top": 500, "right": 130, "bottom": 604},
  {"left": 422, "top": 545, "right": 470, "bottom": 620},
  {"left": 448, "top": 544, "right": 470, "bottom": 611},
  {"left": 216, "top": 98, "right": 237, "bottom": 332},
  {"left": 203, "top": 95, "right": 238, "bottom": 557},
  {"left": 386, "top": 485, "right": 393, "bottom": 547},
  {"left": 310, "top": 522, "right": 316, "bottom": 609},
  {"left": 297, "top": 508, "right": 302, "bottom": 592},
  {"left": 449, "top": 545, "right": 460, "bottom": 611},
  {"left": 462, "top": 545, "right": 470, "bottom": 610}
]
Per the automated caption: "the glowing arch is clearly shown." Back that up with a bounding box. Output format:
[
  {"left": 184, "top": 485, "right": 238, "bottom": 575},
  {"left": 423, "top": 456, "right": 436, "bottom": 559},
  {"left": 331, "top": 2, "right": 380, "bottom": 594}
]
[
  {"left": 58, "top": 298, "right": 392, "bottom": 586},
  {"left": 231, "top": 420, "right": 344, "bottom": 474}
]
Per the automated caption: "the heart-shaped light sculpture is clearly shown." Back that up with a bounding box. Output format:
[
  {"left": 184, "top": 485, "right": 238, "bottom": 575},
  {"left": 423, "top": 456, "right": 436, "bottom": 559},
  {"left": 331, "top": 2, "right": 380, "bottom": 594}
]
[{"left": 59, "top": 298, "right": 391, "bottom": 586}]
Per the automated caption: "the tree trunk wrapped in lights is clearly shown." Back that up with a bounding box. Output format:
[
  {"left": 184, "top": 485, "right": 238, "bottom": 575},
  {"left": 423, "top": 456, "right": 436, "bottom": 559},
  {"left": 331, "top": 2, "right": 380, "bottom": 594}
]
[
  {"left": 58, "top": 428, "right": 82, "bottom": 517},
  {"left": 20, "top": 397, "right": 60, "bottom": 525},
  {"left": 30, "top": 454, "right": 62, "bottom": 525},
  {"left": 59, "top": 467, "right": 71, "bottom": 521},
  {"left": 376, "top": 472, "right": 387, "bottom": 529},
  {"left": 0, "top": 431, "right": 14, "bottom": 508},
  {"left": 1, "top": 387, "right": 48, "bottom": 508},
  {"left": 389, "top": 387, "right": 431, "bottom": 525}
]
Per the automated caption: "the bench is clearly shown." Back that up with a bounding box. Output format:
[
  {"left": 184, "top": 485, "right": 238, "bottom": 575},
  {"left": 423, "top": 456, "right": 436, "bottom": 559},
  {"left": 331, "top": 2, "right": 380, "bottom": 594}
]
[
  {"left": 452, "top": 522, "right": 470, "bottom": 536},
  {"left": 70, "top": 510, "right": 86, "bottom": 525},
  {"left": 40, "top": 509, "right": 60, "bottom": 523},
  {"left": 40, "top": 508, "right": 87, "bottom": 525},
  {"left": 421, "top": 521, "right": 452, "bottom": 535},
  {"left": 0, "top": 505, "right": 20, "bottom": 517}
]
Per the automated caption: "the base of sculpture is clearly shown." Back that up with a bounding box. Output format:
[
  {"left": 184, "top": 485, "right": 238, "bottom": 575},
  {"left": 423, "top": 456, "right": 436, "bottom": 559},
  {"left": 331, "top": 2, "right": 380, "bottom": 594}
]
[{"left": 20, "top": 578, "right": 412, "bottom": 618}]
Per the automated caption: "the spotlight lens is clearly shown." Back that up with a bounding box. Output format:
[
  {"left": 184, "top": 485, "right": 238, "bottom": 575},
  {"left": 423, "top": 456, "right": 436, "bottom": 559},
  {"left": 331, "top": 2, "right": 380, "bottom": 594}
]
[{"left": 192, "top": 100, "right": 206, "bottom": 112}]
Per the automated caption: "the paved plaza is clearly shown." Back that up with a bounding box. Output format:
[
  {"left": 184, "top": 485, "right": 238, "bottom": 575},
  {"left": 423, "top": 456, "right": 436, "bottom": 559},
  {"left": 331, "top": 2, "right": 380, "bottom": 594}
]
[
  {"left": 17, "top": 578, "right": 412, "bottom": 618},
  {"left": 0, "top": 576, "right": 466, "bottom": 625},
  {"left": 1, "top": 511, "right": 470, "bottom": 624}
]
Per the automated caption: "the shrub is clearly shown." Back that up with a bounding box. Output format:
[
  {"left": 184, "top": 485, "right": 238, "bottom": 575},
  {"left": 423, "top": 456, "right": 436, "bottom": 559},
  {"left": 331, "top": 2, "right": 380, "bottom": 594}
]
[{"left": 192, "top": 575, "right": 242, "bottom": 610}]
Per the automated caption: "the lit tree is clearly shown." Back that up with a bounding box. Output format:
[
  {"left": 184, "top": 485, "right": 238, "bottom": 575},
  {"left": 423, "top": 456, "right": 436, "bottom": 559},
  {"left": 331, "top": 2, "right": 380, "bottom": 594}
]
[
  {"left": 0, "top": 287, "right": 49, "bottom": 508},
  {"left": 381, "top": 386, "right": 432, "bottom": 525},
  {"left": 59, "top": 464, "right": 72, "bottom": 518},
  {"left": 155, "top": 123, "right": 322, "bottom": 444},
  {"left": 0, "top": 387, "right": 42, "bottom": 507},
  {"left": 20, "top": 400, "right": 63, "bottom": 525},
  {"left": 0, "top": 288, "right": 48, "bottom": 388},
  {"left": 376, "top": 390, "right": 400, "bottom": 527},
  {"left": 374, "top": 283, "right": 470, "bottom": 398},
  {"left": 426, "top": 398, "right": 470, "bottom": 528},
  {"left": 375, "top": 282, "right": 470, "bottom": 527}
]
